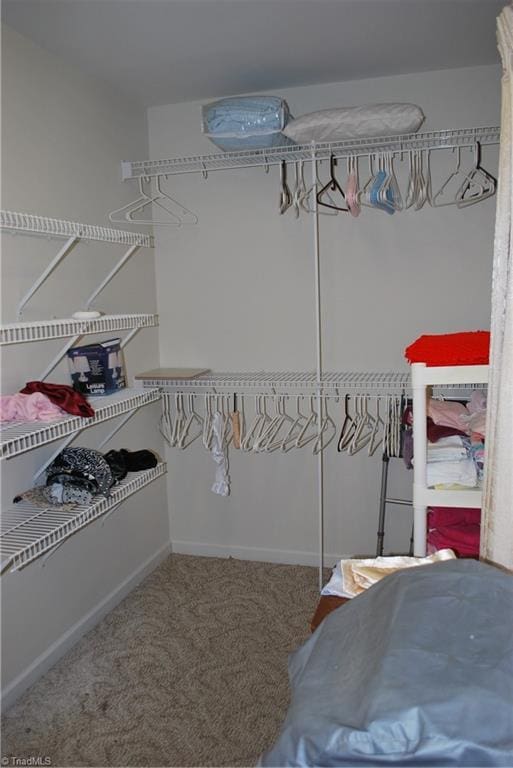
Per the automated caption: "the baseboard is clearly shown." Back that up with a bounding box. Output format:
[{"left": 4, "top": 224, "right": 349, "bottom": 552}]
[
  {"left": 171, "top": 540, "right": 347, "bottom": 567},
  {"left": 1, "top": 542, "right": 171, "bottom": 711}
]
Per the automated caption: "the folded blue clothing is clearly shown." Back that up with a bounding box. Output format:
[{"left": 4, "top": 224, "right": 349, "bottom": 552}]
[{"left": 202, "top": 95, "right": 293, "bottom": 151}]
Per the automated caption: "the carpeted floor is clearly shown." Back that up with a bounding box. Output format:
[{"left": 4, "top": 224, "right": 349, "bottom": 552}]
[{"left": 1, "top": 554, "right": 321, "bottom": 767}]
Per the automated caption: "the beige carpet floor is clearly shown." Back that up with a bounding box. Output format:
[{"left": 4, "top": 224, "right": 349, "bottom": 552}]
[{"left": 1, "top": 554, "right": 321, "bottom": 767}]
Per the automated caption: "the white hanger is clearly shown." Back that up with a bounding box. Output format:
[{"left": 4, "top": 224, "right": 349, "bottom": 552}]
[
  {"left": 109, "top": 177, "right": 181, "bottom": 226},
  {"left": 177, "top": 394, "right": 203, "bottom": 449}
]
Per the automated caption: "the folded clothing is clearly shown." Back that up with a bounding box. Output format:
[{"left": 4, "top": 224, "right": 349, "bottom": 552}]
[
  {"left": 427, "top": 417, "right": 467, "bottom": 442},
  {"left": 404, "top": 330, "right": 490, "bottom": 365},
  {"left": 428, "top": 506, "right": 481, "bottom": 527},
  {"left": 21, "top": 381, "right": 94, "bottom": 418},
  {"left": 427, "top": 458, "right": 477, "bottom": 488},
  {"left": 0, "top": 392, "right": 65, "bottom": 423},
  {"left": 427, "top": 435, "right": 469, "bottom": 462}
]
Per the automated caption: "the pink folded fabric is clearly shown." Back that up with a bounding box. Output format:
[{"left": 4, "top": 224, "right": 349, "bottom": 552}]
[
  {"left": 0, "top": 393, "right": 65, "bottom": 423},
  {"left": 428, "top": 506, "right": 481, "bottom": 528},
  {"left": 427, "top": 398, "right": 469, "bottom": 432}
]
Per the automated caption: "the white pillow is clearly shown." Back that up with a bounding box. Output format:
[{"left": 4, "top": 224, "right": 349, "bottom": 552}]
[{"left": 283, "top": 103, "right": 425, "bottom": 143}]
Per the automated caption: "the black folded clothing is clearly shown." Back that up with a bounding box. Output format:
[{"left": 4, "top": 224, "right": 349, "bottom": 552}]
[{"left": 103, "top": 449, "right": 158, "bottom": 480}]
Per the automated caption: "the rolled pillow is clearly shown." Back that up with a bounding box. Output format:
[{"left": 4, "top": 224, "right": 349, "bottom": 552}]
[{"left": 283, "top": 103, "right": 425, "bottom": 143}]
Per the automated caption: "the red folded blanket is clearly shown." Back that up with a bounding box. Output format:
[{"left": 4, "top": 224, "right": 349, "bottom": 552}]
[
  {"left": 427, "top": 525, "right": 480, "bottom": 557},
  {"left": 404, "top": 331, "right": 490, "bottom": 366},
  {"left": 428, "top": 506, "right": 481, "bottom": 528}
]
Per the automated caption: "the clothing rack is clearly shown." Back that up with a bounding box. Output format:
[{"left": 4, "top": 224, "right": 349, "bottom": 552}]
[
  {"left": 136, "top": 370, "right": 412, "bottom": 395},
  {"left": 125, "top": 127, "right": 499, "bottom": 589},
  {"left": 121, "top": 126, "right": 500, "bottom": 179}
]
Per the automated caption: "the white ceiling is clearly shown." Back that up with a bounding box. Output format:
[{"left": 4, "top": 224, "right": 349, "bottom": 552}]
[{"left": 2, "top": 0, "right": 504, "bottom": 107}]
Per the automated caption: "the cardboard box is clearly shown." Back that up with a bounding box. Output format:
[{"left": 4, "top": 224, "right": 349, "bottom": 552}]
[{"left": 67, "top": 338, "right": 126, "bottom": 396}]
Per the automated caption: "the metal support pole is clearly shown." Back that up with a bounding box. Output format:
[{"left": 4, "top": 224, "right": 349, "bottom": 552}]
[
  {"left": 311, "top": 148, "right": 324, "bottom": 592},
  {"left": 17, "top": 235, "right": 79, "bottom": 318},
  {"left": 85, "top": 244, "right": 139, "bottom": 308},
  {"left": 120, "top": 327, "right": 140, "bottom": 349}
]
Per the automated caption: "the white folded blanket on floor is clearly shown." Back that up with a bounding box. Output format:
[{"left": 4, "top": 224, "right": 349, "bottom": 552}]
[{"left": 322, "top": 550, "right": 457, "bottom": 598}]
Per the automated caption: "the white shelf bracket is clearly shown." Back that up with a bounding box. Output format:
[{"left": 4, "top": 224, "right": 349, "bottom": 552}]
[
  {"left": 97, "top": 407, "right": 138, "bottom": 449},
  {"left": 120, "top": 326, "right": 140, "bottom": 349},
  {"left": 17, "top": 235, "right": 79, "bottom": 318},
  {"left": 85, "top": 244, "right": 139, "bottom": 308},
  {"left": 39, "top": 334, "right": 82, "bottom": 382},
  {"left": 33, "top": 429, "right": 83, "bottom": 482}
]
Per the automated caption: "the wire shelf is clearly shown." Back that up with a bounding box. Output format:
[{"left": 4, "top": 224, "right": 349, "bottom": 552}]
[
  {"left": 1, "top": 463, "right": 167, "bottom": 572},
  {"left": 0, "top": 210, "right": 153, "bottom": 247},
  {"left": 137, "top": 370, "right": 412, "bottom": 395},
  {"left": 0, "top": 313, "right": 158, "bottom": 345},
  {"left": 122, "top": 126, "right": 501, "bottom": 179},
  {"left": 0, "top": 388, "right": 161, "bottom": 460}
]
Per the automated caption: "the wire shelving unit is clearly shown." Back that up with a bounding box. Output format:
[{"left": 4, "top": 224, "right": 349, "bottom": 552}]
[
  {"left": 0, "top": 313, "right": 158, "bottom": 345},
  {"left": 1, "top": 463, "right": 167, "bottom": 572},
  {"left": 136, "top": 370, "right": 413, "bottom": 396},
  {"left": 0, "top": 210, "right": 153, "bottom": 247},
  {"left": 121, "top": 126, "right": 501, "bottom": 179},
  {"left": 0, "top": 387, "right": 161, "bottom": 460}
]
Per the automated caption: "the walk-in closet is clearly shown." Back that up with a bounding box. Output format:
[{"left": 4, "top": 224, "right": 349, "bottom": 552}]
[{"left": 2, "top": 2, "right": 513, "bottom": 767}]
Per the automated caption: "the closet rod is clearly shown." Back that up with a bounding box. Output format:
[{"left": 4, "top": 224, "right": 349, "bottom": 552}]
[{"left": 121, "top": 126, "right": 500, "bottom": 179}]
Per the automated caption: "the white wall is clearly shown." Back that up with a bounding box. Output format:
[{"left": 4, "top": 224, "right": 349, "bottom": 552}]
[
  {"left": 1, "top": 25, "right": 169, "bottom": 705},
  {"left": 148, "top": 65, "right": 500, "bottom": 565}
]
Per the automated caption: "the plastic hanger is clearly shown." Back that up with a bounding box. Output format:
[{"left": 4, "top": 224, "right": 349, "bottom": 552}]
[
  {"left": 455, "top": 143, "right": 496, "bottom": 208},
  {"left": 337, "top": 394, "right": 356, "bottom": 452},
  {"left": 109, "top": 177, "right": 183, "bottom": 226},
  {"left": 153, "top": 175, "right": 198, "bottom": 224},
  {"left": 279, "top": 162, "right": 292, "bottom": 214},
  {"left": 316, "top": 155, "right": 349, "bottom": 212}
]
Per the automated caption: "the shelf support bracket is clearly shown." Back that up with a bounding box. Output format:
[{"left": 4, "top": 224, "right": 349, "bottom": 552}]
[
  {"left": 97, "top": 407, "right": 139, "bottom": 449},
  {"left": 33, "top": 429, "right": 83, "bottom": 482},
  {"left": 17, "top": 235, "right": 79, "bottom": 318},
  {"left": 85, "top": 244, "right": 139, "bottom": 308},
  {"left": 38, "top": 334, "right": 82, "bottom": 382}
]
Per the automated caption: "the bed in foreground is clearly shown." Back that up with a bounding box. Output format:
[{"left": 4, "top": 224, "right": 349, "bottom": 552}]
[{"left": 259, "top": 559, "right": 513, "bottom": 767}]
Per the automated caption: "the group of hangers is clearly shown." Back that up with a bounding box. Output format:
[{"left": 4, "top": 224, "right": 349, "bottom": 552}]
[
  {"left": 278, "top": 142, "right": 496, "bottom": 218},
  {"left": 109, "top": 176, "right": 198, "bottom": 226},
  {"left": 159, "top": 391, "right": 405, "bottom": 458}
]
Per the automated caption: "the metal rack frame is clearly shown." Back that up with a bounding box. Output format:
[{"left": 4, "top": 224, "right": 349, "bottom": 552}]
[
  {"left": 0, "top": 463, "right": 167, "bottom": 572},
  {"left": 121, "top": 126, "right": 500, "bottom": 179},
  {"left": 1, "top": 313, "right": 159, "bottom": 383},
  {"left": 1, "top": 210, "right": 153, "bottom": 318},
  {"left": 0, "top": 387, "right": 161, "bottom": 461},
  {"left": 0, "top": 313, "right": 158, "bottom": 346},
  {"left": 412, "top": 363, "right": 489, "bottom": 556},
  {"left": 136, "top": 370, "right": 412, "bottom": 396}
]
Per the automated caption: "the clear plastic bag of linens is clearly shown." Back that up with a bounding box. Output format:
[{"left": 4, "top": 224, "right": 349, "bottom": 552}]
[{"left": 201, "top": 95, "right": 293, "bottom": 151}]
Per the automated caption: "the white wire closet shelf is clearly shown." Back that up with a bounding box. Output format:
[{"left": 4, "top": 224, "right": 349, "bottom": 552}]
[
  {"left": 0, "top": 463, "right": 167, "bottom": 572},
  {"left": 0, "top": 388, "right": 161, "bottom": 460},
  {"left": 0, "top": 210, "right": 153, "bottom": 247},
  {"left": 121, "top": 126, "right": 500, "bottom": 179},
  {"left": 136, "top": 370, "right": 413, "bottom": 395},
  {"left": 0, "top": 313, "right": 158, "bottom": 345}
]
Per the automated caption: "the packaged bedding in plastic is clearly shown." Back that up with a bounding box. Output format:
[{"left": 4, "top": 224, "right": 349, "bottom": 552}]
[{"left": 201, "top": 95, "right": 292, "bottom": 151}]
